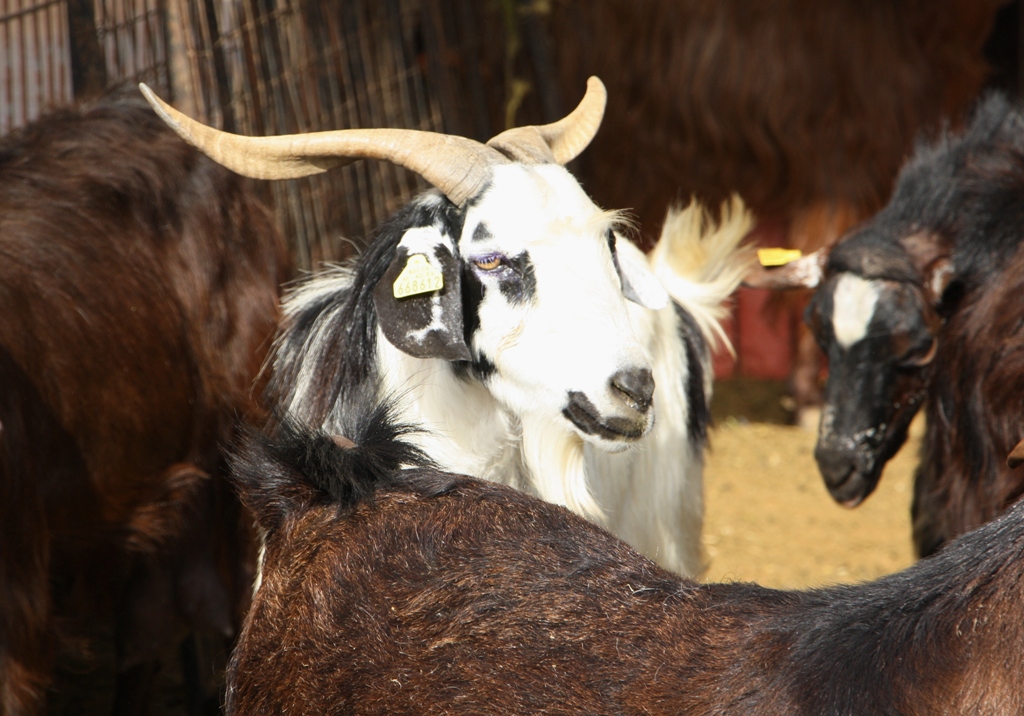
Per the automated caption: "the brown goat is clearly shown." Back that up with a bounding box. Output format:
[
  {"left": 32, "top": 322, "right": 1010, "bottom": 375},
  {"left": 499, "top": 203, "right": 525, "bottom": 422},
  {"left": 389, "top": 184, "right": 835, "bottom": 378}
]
[
  {"left": 227, "top": 405, "right": 1024, "bottom": 715},
  {"left": 549, "top": 0, "right": 999, "bottom": 232},
  {"left": 0, "top": 86, "right": 288, "bottom": 714}
]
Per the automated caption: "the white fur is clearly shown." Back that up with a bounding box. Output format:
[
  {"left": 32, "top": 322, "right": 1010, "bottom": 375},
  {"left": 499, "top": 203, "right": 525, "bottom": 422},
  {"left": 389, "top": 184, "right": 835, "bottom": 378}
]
[
  {"left": 832, "top": 274, "right": 881, "bottom": 349},
  {"left": 586, "top": 199, "right": 753, "bottom": 576},
  {"left": 278, "top": 173, "right": 751, "bottom": 577},
  {"left": 586, "top": 299, "right": 706, "bottom": 575}
]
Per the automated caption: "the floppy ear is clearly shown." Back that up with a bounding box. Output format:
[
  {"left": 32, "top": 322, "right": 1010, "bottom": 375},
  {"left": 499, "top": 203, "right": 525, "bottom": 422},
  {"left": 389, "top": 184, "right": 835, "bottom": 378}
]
[
  {"left": 611, "top": 235, "right": 669, "bottom": 309},
  {"left": 373, "top": 226, "right": 472, "bottom": 361}
]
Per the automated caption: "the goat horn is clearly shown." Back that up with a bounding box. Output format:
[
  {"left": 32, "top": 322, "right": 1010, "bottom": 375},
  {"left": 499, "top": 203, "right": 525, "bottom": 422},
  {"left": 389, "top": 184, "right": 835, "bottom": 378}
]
[
  {"left": 486, "top": 76, "right": 607, "bottom": 165},
  {"left": 138, "top": 83, "right": 508, "bottom": 207}
]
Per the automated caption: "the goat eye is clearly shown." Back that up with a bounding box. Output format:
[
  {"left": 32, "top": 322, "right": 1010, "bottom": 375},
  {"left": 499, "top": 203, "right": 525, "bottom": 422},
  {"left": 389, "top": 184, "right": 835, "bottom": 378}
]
[
  {"left": 901, "top": 336, "right": 937, "bottom": 367},
  {"left": 473, "top": 256, "right": 503, "bottom": 271}
]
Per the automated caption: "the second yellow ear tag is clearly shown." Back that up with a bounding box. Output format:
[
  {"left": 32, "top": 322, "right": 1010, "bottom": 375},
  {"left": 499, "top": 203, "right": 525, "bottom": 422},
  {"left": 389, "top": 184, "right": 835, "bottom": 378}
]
[
  {"left": 393, "top": 254, "right": 444, "bottom": 298},
  {"left": 757, "top": 248, "right": 803, "bottom": 267}
]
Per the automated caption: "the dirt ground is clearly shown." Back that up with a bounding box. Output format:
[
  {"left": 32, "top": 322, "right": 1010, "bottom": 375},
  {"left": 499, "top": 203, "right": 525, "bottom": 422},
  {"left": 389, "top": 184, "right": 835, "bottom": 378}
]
[{"left": 703, "top": 378, "right": 921, "bottom": 589}]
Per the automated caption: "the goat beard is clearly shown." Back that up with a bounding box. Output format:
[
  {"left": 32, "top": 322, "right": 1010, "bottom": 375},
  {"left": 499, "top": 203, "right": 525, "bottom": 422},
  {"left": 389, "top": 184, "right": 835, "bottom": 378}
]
[{"left": 518, "top": 412, "right": 600, "bottom": 520}]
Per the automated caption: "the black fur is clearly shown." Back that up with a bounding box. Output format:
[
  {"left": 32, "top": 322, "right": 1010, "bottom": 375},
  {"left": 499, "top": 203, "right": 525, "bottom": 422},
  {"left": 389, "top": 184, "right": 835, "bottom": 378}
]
[
  {"left": 450, "top": 258, "right": 494, "bottom": 382},
  {"left": 472, "top": 222, "right": 493, "bottom": 242},
  {"left": 833, "top": 92, "right": 1024, "bottom": 285},
  {"left": 810, "top": 91, "right": 1024, "bottom": 552},
  {"left": 498, "top": 250, "right": 538, "bottom": 306},
  {"left": 267, "top": 193, "right": 466, "bottom": 425},
  {"left": 230, "top": 400, "right": 437, "bottom": 534},
  {"left": 673, "top": 303, "right": 711, "bottom": 448}
]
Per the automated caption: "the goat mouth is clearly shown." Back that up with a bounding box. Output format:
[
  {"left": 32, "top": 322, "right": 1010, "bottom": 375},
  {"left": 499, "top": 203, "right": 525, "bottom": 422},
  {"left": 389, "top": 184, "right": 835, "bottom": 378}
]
[
  {"left": 820, "top": 460, "right": 879, "bottom": 508},
  {"left": 562, "top": 390, "right": 647, "bottom": 441}
]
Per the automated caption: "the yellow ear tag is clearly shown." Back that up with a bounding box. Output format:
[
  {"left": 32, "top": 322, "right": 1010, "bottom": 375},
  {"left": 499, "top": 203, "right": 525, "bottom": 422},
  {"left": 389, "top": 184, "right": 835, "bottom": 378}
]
[
  {"left": 757, "top": 248, "right": 803, "bottom": 267},
  {"left": 393, "top": 254, "right": 444, "bottom": 299}
]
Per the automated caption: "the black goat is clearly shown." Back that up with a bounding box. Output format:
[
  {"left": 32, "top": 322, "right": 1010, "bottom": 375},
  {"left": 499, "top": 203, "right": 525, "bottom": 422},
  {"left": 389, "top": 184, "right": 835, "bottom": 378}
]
[
  {"left": 226, "top": 402, "right": 1024, "bottom": 715},
  {"left": 750, "top": 92, "right": 1024, "bottom": 558}
]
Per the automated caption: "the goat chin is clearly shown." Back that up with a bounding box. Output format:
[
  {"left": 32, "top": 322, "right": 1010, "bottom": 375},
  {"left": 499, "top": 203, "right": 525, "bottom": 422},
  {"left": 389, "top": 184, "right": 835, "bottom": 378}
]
[{"left": 519, "top": 412, "right": 598, "bottom": 520}]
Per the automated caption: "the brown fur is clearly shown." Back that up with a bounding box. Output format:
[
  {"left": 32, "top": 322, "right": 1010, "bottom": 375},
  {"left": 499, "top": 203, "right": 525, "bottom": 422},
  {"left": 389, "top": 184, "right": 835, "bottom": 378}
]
[
  {"left": 914, "top": 244, "right": 1024, "bottom": 554},
  {"left": 226, "top": 419, "right": 1024, "bottom": 715},
  {"left": 0, "top": 86, "right": 288, "bottom": 714},
  {"left": 549, "top": 0, "right": 998, "bottom": 235}
]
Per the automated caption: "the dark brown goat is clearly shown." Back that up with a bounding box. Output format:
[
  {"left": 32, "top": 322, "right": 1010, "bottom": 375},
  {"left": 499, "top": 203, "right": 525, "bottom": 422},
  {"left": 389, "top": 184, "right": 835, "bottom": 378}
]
[
  {"left": 0, "top": 87, "right": 288, "bottom": 714},
  {"left": 549, "top": 0, "right": 999, "bottom": 231},
  {"left": 227, "top": 404, "right": 1024, "bottom": 715},
  {"left": 757, "top": 92, "right": 1024, "bottom": 559}
]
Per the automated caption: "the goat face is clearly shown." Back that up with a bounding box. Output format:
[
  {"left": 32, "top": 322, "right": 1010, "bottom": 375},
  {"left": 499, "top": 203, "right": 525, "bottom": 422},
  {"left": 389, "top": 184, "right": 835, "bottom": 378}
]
[
  {"left": 376, "top": 163, "right": 664, "bottom": 450},
  {"left": 805, "top": 270, "right": 938, "bottom": 505},
  {"left": 141, "top": 78, "right": 665, "bottom": 452}
]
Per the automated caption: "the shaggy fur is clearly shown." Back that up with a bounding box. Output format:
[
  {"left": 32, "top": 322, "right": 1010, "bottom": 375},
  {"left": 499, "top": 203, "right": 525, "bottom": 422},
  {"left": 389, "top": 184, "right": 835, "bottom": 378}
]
[
  {"left": 548, "top": 0, "right": 998, "bottom": 232},
  {"left": 805, "top": 92, "right": 1024, "bottom": 556},
  {"left": 545, "top": 0, "right": 999, "bottom": 426},
  {"left": 0, "top": 86, "right": 288, "bottom": 714},
  {"left": 226, "top": 407, "right": 1024, "bottom": 715},
  {"left": 266, "top": 183, "right": 748, "bottom": 576}
]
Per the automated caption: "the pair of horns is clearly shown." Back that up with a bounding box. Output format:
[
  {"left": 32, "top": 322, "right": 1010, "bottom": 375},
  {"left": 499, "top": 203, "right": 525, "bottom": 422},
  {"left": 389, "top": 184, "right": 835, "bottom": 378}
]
[{"left": 139, "top": 77, "right": 606, "bottom": 207}]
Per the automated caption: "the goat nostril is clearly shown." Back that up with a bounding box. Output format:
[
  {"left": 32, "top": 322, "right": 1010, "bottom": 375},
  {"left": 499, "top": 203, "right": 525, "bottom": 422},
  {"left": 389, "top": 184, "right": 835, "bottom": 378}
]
[{"left": 610, "top": 367, "right": 655, "bottom": 412}]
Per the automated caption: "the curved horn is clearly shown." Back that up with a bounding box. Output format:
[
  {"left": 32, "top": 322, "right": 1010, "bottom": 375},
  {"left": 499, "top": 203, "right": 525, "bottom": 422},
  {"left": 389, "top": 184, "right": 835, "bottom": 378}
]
[
  {"left": 486, "top": 76, "right": 607, "bottom": 165},
  {"left": 139, "top": 83, "right": 508, "bottom": 207}
]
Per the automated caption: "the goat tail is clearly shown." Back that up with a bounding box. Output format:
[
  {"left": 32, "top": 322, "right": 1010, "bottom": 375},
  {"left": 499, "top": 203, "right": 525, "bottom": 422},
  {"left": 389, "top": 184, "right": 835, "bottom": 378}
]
[
  {"left": 229, "top": 398, "right": 434, "bottom": 536},
  {"left": 648, "top": 195, "right": 756, "bottom": 356}
]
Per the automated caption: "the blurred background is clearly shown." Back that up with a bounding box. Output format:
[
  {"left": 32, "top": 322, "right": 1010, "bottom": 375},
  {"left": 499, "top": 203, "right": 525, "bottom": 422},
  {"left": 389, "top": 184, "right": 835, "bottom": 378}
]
[{"left": 1, "top": 0, "right": 1019, "bottom": 605}]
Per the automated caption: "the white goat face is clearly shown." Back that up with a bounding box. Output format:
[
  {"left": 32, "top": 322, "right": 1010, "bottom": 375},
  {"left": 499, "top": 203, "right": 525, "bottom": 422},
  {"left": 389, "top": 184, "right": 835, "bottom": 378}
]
[{"left": 375, "top": 163, "right": 667, "bottom": 449}]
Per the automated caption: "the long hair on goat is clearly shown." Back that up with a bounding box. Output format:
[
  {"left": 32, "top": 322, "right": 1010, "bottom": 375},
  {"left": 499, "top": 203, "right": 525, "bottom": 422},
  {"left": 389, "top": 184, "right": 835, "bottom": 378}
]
[
  {"left": 266, "top": 194, "right": 465, "bottom": 432},
  {"left": 230, "top": 400, "right": 436, "bottom": 535}
]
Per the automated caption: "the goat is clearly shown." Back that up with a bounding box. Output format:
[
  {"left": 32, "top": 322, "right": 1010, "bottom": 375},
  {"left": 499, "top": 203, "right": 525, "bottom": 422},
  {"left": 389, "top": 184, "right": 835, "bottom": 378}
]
[
  {"left": 749, "top": 92, "right": 1024, "bottom": 558},
  {"left": 141, "top": 78, "right": 750, "bottom": 577},
  {"left": 225, "top": 401, "right": 1024, "bottom": 715},
  {"left": 0, "top": 86, "right": 288, "bottom": 714}
]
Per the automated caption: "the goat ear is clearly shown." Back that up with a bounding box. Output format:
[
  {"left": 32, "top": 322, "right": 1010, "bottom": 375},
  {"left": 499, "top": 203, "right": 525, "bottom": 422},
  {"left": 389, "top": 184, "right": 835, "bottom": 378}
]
[
  {"left": 922, "top": 257, "right": 954, "bottom": 306},
  {"left": 373, "top": 226, "right": 472, "bottom": 362},
  {"left": 742, "top": 248, "right": 827, "bottom": 290},
  {"left": 900, "top": 231, "right": 954, "bottom": 306},
  {"left": 612, "top": 235, "right": 669, "bottom": 309}
]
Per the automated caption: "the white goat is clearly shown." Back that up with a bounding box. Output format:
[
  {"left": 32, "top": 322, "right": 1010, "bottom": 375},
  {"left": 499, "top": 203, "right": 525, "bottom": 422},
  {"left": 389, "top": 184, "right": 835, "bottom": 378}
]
[{"left": 141, "top": 79, "right": 750, "bottom": 576}]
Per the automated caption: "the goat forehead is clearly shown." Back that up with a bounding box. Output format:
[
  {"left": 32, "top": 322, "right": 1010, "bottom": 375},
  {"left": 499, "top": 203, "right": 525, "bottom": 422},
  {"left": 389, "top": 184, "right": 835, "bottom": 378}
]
[
  {"left": 831, "top": 273, "right": 882, "bottom": 349},
  {"left": 464, "top": 164, "right": 605, "bottom": 248}
]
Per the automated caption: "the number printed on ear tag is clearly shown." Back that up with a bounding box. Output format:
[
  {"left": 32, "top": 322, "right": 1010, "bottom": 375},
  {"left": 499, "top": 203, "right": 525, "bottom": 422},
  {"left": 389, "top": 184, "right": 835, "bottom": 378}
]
[{"left": 393, "top": 254, "right": 444, "bottom": 298}]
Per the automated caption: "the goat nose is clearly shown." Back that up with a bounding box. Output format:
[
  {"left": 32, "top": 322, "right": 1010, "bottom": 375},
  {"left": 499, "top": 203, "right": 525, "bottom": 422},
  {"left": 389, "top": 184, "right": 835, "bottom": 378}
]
[{"left": 610, "top": 367, "right": 655, "bottom": 413}]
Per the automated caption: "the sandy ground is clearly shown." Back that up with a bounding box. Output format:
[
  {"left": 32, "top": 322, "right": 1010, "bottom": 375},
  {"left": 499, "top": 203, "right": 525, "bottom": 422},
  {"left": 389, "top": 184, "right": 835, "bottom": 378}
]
[{"left": 703, "top": 382, "right": 922, "bottom": 589}]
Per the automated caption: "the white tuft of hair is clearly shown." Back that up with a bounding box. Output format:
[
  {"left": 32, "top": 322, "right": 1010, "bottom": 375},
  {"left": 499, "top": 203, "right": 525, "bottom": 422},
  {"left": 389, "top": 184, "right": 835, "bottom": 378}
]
[
  {"left": 519, "top": 412, "right": 599, "bottom": 520},
  {"left": 647, "top": 195, "right": 756, "bottom": 356}
]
